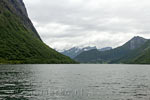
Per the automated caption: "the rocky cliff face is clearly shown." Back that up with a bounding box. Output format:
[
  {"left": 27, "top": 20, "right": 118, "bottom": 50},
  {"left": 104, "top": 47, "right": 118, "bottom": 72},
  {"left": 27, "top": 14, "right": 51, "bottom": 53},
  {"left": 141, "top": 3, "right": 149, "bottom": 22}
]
[
  {"left": 1, "top": 0, "right": 41, "bottom": 40},
  {"left": 8, "top": 0, "right": 28, "bottom": 17},
  {"left": 123, "top": 36, "right": 148, "bottom": 50}
]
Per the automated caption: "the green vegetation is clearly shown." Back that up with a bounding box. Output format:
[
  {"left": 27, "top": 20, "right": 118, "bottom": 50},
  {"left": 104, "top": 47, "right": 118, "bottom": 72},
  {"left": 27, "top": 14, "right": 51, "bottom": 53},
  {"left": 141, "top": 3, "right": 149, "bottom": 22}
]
[
  {"left": 75, "top": 37, "right": 150, "bottom": 64},
  {"left": 74, "top": 46, "right": 134, "bottom": 63},
  {"left": 131, "top": 48, "right": 150, "bottom": 64},
  {"left": 0, "top": 0, "right": 76, "bottom": 64},
  {"left": 128, "top": 41, "right": 150, "bottom": 64}
]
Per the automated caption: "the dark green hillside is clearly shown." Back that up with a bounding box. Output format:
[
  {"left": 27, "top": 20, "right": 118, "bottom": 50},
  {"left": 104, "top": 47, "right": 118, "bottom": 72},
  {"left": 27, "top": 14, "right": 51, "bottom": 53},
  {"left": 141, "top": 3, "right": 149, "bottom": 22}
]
[
  {"left": 111, "top": 40, "right": 149, "bottom": 63},
  {"left": 1, "top": 0, "right": 41, "bottom": 40},
  {"left": 128, "top": 41, "right": 150, "bottom": 64},
  {"left": 0, "top": 0, "right": 76, "bottom": 64},
  {"left": 75, "top": 45, "right": 134, "bottom": 63},
  {"left": 75, "top": 36, "right": 148, "bottom": 64},
  {"left": 131, "top": 48, "right": 150, "bottom": 64},
  {"left": 74, "top": 49, "right": 105, "bottom": 63},
  {"left": 132, "top": 48, "right": 150, "bottom": 64}
]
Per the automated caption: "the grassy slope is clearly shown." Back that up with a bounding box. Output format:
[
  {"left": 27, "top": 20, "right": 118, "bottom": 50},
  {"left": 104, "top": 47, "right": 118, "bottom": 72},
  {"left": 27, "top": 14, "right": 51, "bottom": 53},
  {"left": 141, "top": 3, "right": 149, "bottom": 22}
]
[{"left": 0, "top": 2, "right": 76, "bottom": 64}]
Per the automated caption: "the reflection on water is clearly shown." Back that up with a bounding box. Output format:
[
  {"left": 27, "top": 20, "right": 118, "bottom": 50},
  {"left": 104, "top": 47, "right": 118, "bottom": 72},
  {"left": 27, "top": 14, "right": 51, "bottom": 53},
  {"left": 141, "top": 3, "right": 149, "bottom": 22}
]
[{"left": 0, "top": 64, "right": 150, "bottom": 100}]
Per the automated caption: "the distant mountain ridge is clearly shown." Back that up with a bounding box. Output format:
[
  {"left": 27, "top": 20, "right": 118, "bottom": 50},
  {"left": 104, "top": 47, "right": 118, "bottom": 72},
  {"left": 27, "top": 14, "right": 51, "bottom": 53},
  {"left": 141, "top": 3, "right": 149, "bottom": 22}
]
[
  {"left": 61, "top": 46, "right": 97, "bottom": 58},
  {"left": 74, "top": 36, "right": 150, "bottom": 64},
  {"left": 98, "top": 47, "right": 112, "bottom": 51},
  {"left": 60, "top": 46, "right": 113, "bottom": 58}
]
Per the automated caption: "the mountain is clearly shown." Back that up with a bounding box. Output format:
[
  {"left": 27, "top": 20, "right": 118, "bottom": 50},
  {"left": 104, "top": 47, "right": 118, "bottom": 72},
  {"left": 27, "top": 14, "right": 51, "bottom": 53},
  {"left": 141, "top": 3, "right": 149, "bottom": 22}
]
[
  {"left": 2, "top": 0, "right": 41, "bottom": 40},
  {"left": 121, "top": 36, "right": 147, "bottom": 50},
  {"left": 74, "top": 36, "right": 149, "bottom": 63},
  {"left": 98, "top": 47, "right": 112, "bottom": 51},
  {"left": 0, "top": 0, "right": 76, "bottom": 64},
  {"left": 132, "top": 48, "right": 150, "bottom": 64},
  {"left": 61, "top": 46, "right": 97, "bottom": 58},
  {"left": 127, "top": 40, "right": 150, "bottom": 64}
]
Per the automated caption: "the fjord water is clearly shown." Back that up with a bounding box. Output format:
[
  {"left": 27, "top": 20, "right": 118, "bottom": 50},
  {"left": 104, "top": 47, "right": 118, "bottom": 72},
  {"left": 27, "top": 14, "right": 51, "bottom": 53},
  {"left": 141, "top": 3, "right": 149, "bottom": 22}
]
[{"left": 0, "top": 65, "right": 150, "bottom": 100}]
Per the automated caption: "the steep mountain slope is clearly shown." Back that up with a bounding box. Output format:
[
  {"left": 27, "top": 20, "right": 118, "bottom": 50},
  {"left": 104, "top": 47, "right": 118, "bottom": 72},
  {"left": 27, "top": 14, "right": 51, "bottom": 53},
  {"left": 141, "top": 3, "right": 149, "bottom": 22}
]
[
  {"left": 121, "top": 36, "right": 147, "bottom": 50},
  {"left": 128, "top": 40, "right": 150, "bottom": 64},
  {"left": 74, "top": 36, "right": 148, "bottom": 63},
  {"left": 110, "top": 37, "right": 149, "bottom": 63},
  {"left": 2, "top": 0, "right": 41, "bottom": 40},
  {"left": 0, "top": 0, "right": 76, "bottom": 64}
]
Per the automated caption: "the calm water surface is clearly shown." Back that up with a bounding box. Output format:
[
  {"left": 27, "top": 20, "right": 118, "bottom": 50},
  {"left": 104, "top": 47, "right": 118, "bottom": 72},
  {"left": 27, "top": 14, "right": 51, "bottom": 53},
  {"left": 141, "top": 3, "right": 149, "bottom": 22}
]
[{"left": 0, "top": 64, "right": 150, "bottom": 100}]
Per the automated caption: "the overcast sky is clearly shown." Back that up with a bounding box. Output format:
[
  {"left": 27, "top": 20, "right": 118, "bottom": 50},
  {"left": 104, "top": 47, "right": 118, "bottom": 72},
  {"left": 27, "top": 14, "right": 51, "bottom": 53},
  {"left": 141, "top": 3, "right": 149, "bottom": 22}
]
[{"left": 24, "top": 0, "right": 150, "bottom": 51}]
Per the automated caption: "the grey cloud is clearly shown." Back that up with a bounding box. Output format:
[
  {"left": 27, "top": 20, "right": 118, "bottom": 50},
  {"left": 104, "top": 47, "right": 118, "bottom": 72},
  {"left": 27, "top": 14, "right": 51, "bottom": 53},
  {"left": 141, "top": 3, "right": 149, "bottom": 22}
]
[{"left": 24, "top": 0, "right": 150, "bottom": 50}]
